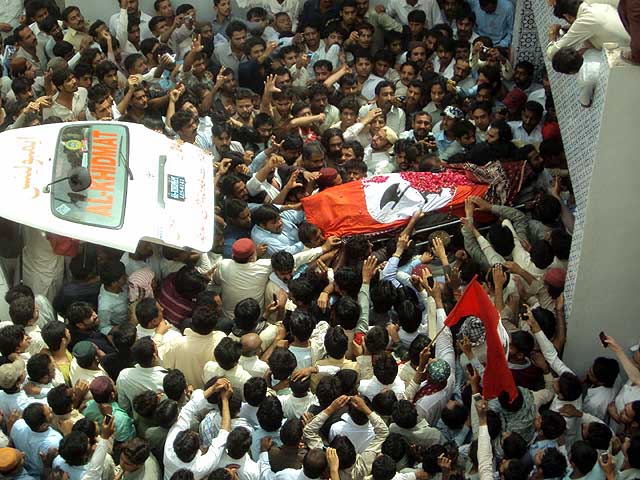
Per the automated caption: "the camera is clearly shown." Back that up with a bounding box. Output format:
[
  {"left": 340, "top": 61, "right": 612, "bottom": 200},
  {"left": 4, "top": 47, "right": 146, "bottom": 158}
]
[{"left": 481, "top": 46, "right": 490, "bottom": 54}]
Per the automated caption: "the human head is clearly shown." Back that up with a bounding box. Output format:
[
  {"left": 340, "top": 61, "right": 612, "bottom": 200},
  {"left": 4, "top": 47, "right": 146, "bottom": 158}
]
[
  {"left": 226, "top": 427, "right": 252, "bottom": 459},
  {"left": 268, "top": 348, "right": 297, "bottom": 381},
  {"left": 89, "top": 376, "right": 115, "bottom": 404},
  {"left": 190, "top": 305, "right": 218, "bottom": 335},
  {"left": 0, "top": 325, "right": 29, "bottom": 357},
  {"left": 163, "top": 369, "right": 187, "bottom": 402},
  {"left": 257, "top": 396, "right": 283, "bottom": 431},
  {"left": 120, "top": 438, "right": 151, "bottom": 473},
  {"left": 552, "top": 47, "right": 583, "bottom": 74},
  {"left": 214, "top": 337, "right": 242, "bottom": 370},
  {"left": 59, "top": 431, "right": 91, "bottom": 466}
]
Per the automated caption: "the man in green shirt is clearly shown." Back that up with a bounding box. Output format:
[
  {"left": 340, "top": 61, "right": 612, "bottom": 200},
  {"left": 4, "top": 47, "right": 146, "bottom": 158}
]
[{"left": 82, "top": 376, "right": 136, "bottom": 442}]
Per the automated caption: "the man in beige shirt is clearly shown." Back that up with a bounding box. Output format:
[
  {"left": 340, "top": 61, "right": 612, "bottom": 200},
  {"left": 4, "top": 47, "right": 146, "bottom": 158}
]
[
  {"left": 161, "top": 305, "right": 226, "bottom": 389},
  {"left": 61, "top": 6, "right": 92, "bottom": 52}
]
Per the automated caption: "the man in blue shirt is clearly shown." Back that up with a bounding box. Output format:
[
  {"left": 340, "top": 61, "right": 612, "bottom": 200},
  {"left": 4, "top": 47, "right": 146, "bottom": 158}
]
[
  {"left": 222, "top": 198, "right": 253, "bottom": 258},
  {"left": 9, "top": 403, "right": 62, "bottom": 478},
  {"left": 251, "top": 205, "right": 306, "bottom": 258},
  {"left": 468, "top": 0, "right": 514, "bottom": 47}
]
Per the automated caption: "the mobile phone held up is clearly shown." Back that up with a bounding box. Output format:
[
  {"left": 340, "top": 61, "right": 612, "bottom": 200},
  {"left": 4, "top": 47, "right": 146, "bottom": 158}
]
[
  {"left": 599, "top": 331, "right": 608, "bottom": 348},
  {"left": 104, "top": 414, "right": 113, "bottom": 424}
]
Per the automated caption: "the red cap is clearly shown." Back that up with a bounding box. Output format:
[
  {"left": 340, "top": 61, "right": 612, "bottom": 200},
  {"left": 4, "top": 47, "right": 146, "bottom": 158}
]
[
  {"left": 232, "top": 238, "right": 256, "bottom": 260},
  {"left": 502, "top": 87, "right": 527, "bottom": 115},
  {"left": 317, "top": 167, "right": 339, "bottom": 188},
  {"left": 542, "top": 121, "right": 561, "bottom": 140},
  {"left": 544, "top": 268, "right": 566, "bottom": 289},
  {"left": 411, "top": 263, "right": 431, "bottom": 279}
]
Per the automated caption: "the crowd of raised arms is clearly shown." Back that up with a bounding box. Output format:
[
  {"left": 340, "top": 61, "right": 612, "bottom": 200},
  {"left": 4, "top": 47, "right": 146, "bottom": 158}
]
[{"left": 0, "top": 0, "right": 639, "bottom": 479}]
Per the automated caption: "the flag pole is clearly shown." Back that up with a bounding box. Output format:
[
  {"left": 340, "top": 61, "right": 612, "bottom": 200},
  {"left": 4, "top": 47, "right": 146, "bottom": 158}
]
[{"left": 426, "top": 324, "right": 447, "bottom": 351}]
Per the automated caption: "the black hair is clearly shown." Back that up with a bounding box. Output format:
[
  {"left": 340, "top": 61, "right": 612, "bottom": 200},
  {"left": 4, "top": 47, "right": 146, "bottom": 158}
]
[
  {"left": 66, "top": 301, "right": 94, "bottom": 327},
  {"left": 334, "top": 296, "right": 361, "bottom": 330},
  {"left": 408, "top": 334, "right": 431, "bottom": 367},
  {"left": 112, "top": 323, "right": 137, "bottom": 352},
  {"left": 9, "top": 295, "right": 35, "bottom": 326},
  {"left": 135, "top": 298, "right": 160, "bottom": 329},
  {"left": 303, "top": 448, "right": 328, "bottom": 479},
  {"left": 370, "top": 281, "right": 397, "bottom": 313},
  {"left": 554, "top": 0, "right": 581, "bottom": 18},
  {"left": 257, "top": 396, "right": 283, "bottom": 432},
  {"left": 336, "top": 369, "right": 359, "bottom": 396},
  {"left": 540, "top": 410, "right": 566, "bottom": 440},
  {"left": 289, "top": 278, "right": 315, "bottom": 306},
  {"left": 280, "top": 418, "right": 303, "bottom": 446},
  {"left": 290, "top": 310, "right": 315, "bottom": 342},
  {"left": 330, "top": 436, "right": 356, "bottom": 469},
  {"left": 268, "top": 347, "right": 297, "bottom": 381},
  {"left": 539, "top": 447, "right": 567, "bottom": 478},
  {"left": 172, "top": 470, "right": 196, "bottom": 480},
  {"left": 372, "top": 454, "right": 397, "bottom": 480},
  {"left": 511, "top": 330, "right": 535, "bottom": 356},
  {"left": 163, "top": 369, "right": 187, "bottom": 402},
  {"left": 47, "top": 384, "right": 73, "bottom": 415},
  {"left": 0, "top": 324, "right": 25, "bottom": 356},
  {"left": 131, "top": 337, "right": 155, "bottom": 367},
  {"left": 502, "top": 431, "right": 528, "bottom": 459},
  {"left": 591, "top": 357, "right": 620, "bottom": 388},
  {"left": 533, "top": 194, "right": 562, "bottom": 225},
  {"left": 155, "top": 399, "right": 179, "bottom": 429},
  {"left": 441, "top": 402, "right": 468, "bottom": 430},
  {"left": 324, "top": 326, "right": 349, "bottom": 359},
  {"left": 569, "top": 441, "right": 597, "bottom": 475},
  {"left": 423, "top": 444, "right": 446, "bottom": 474},
  {"left": 502, "top": 459, "right": 529, "bottom": 480},
  {"left": 191, "top": 305, "right": 218, "bottom": 335},
  {"left": 120, "top": 438, "right": 151, "bottom": 467},
  {"left": 174, "top": 430, "right": 200, "bottom": 462},
  {"left": 487, "top": 223, "right": 515, "bottom": 257},
  {"left": 99, "top": 261, "right": 126, "bottom": 288},
  {"left": 226, "top": 427, "right": 252, "bottom": 459},
  {"left": 59, "top": 431, "right": 90, "bottom": 466},
  {"left": 271, "top": 251, "right": 294, "bottom": 274},
  {"left": 627, "top": 434, "right": 640, "bottom": 469},
  {"left": 365, "top": 326, "right": 389, "bottom": 355},
  {"left": 558, "top": 372, "right": 583, "bottom": 401},
  {"left": 397, "top": 300, "right": 420, "bottom": 334},
  {"left": 290, "top": 374, "right": 311, "bottom": 397},
  {"left": 583, "top": 421, "right": 612, "bottom": 450},
  {"left": 214, "top": 337, "right": 242, "bottom": 370},
  {"left": 372, "top": 390, "right": 398, "bottom": 417},
  {"left": 392, "top": 400, "right": 418, "bottom": 429},
  {"left": 26, "top": 353, "right": 51, "bottom": 383},
  {"left": 381, "top": 433, "right": 409, "bottom": 462},
  {"left": 316, "top": 376, "right": 342, "bottom": 409},
  {"left": 532, "top": 307, "right": 557, "bottom": 340},
  {"left": 551, "top": 46, "right": 584, "bottom": 74},
  {"left": 23, "top": 402, "right": 47, "bottom": 431},
  {"left": 244, "top": 377, "right": 267, "bottom": 406},
  {"left": 373, "top": 353, "right": 399, "bottom": 385},
  {"left": 174, "top": 266, "right": 209, "bottom": 299},
  {"left": 550, "top": 229, "right": 571, "bottom": 260},
  {"left": 233, "top": 299, "right": 261, "bottom": 333},
  {"left": 133, "top": 390, "right": 160, "bottom": 419}
]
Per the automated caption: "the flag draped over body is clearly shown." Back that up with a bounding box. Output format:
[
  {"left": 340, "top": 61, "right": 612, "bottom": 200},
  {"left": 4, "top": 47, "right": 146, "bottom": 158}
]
[
  {"left": 444, "top": 277, "right": 518, "bottom": 401},
  {"left": 301, "top": 171, "right": 488, "bottom": 237}
]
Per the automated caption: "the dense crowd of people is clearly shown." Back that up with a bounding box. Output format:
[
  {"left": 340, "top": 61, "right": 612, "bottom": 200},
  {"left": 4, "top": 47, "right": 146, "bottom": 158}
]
[{"left": 0, "top": 0, "right": 639, "bottom": 479}]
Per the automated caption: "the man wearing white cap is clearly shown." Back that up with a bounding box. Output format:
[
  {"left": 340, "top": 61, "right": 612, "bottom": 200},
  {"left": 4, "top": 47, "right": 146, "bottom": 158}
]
[{"left": 363, "top": 126, "right": 399, "bottom": 176}]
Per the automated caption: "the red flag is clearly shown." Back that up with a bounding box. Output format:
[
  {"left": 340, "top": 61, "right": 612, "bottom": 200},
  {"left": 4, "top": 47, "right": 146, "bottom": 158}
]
[
  {"left": 445, "top": 277, "right": 518, "bottom": 402},
  {"left": 301, "top": 172, "right": 488, "bottom": 237}
]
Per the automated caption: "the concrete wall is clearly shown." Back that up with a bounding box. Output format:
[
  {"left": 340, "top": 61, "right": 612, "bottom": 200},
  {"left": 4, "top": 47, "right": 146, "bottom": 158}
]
[{"left": 562, "top": 59, "right": 640, "bottom": 374}]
